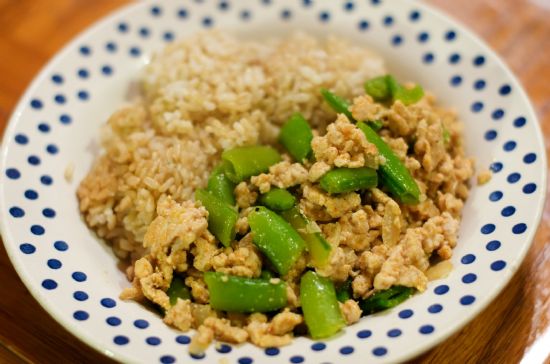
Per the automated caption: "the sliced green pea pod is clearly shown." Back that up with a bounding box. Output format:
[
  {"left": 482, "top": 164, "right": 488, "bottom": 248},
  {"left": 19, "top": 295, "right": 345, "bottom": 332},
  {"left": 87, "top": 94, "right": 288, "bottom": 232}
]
[
  {"left": 386, "top": 75, "right": 424, "bottom": 105},
  {"left": 279, "top": 113, "right": 314, "bottom": 162},
  {"left": 222, "top": 146, "right": 281, "bottom": 183},
  {"left": 259, "top": 188, "right": 296, "bottom": 211},
  {"left": 319, "top": 167, "right": 378, "bottom": 194},
  {"left": 204, "top": 272, "right": 287, "bottom": 313},
  {"left": 360, "top": 286, "right": 414, "bottom": 315},
  {"left": 280, "top": 206, "right": 331, "bottom": 268},
  {"left": 320, "top": 88, "right": 354, "bottom": 121},
  {"left": 335, "top": 279, "right": 352, "bottom": 303},
  {"left": 300, "top": 271, "right": 346, "bottom": 339},
  {"left": 166, "top": 276, "right": 191, "bottom": 306},
  {"left": 207, "top": 163, "right": 236, "bottom": 205},
  {"left": 364, "top": 75, "right": 392, "bottom": 102},
  {"left": 357, "top": 122, "right": 420, "bottom": 204},
  {"left": 248, "top": 206, "right": 306, "bottom": 275},
  {"left": 195, "top": 189, "right": 238, "bottom": 247}
]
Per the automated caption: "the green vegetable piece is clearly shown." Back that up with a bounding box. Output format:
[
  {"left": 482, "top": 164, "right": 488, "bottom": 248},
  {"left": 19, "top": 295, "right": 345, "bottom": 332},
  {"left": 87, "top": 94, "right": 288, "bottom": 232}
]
[
  {"left": 166, "top": 276, "right": 191, "bottom": 306},
  {"left": 360, "top": 286, "right": 414, "bottom": 314},
  {"left": 357, "top": 122, "right": 421, "bottom": 204},
  {"left": 319, "top": 167, "right": 378, "bottom": 194},
  {"left": 195, "top": 189, "right": 238, "bottom": 247},
  {"left": 335, "top": 279, "right": 352, "bottom": 303},
  {"left": 442, "top": 127, "right": 451, "bottom": 144},
  {"left": 259, "top": 188, "right": 296, "bottom": 211},
  {"left": 300, "top": 271, "right": 346, "bottom": 339},
  {"left": 204, "top": 272, "right": 287, "bottom": 313},
  {"left": 279, "top": 113, "right": 314, "bottom": 162},
  {"left": 259, "top": 269, "right": 276, "bottom": 280},
  {"left": 386, "top": 75, "right": 424, "bottom": 105},
  {"left": 222, "top": 146, "right": 281, "bottom": 183},
  {"left": 320, "top": 88, "right": 354, "bottom": 121},
  {"left": 280, "top": 206, "right": 331, "bottom": 268},
  {"left": 207, "top": 163, "right": 236, "bottom": 205},
  {"left": 248, "top": 206, "right": 306, "bottom": 275},
  {"left": 367, "top": 120, "right": 384, "bottom": 131},
  {"left": 364, "top": 75, "right": 392, "bottom": 102}
]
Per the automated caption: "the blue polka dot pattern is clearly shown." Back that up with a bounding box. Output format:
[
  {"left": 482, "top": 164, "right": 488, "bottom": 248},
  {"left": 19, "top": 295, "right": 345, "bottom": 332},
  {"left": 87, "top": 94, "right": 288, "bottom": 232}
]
[
  {"left": 339, "top": 346, "right": 354, "bottom": 355},
  {"left": 460, "top": 295, "right": 476, "bottom": 305},
  {"left": 491, "top": 260, "right": 507, "bottom": 271},
  {"left": 484, "top": 130, "right": 497, "bottom": 141},
  {"left": 450, "top": 75, "right": 462, "bottom": 86},
  {"left": 54, "top": 240, "right": 68, "bottom": 251},
  {"left": 480, "top": 224, "right": 495, "bottom": 234},
  {"left": 51, "top": 74, "right": 64, "bottom": 84},
  {"left": 461, "top": 254, "right": 476, "bottom": 264},
  {"left": 47, "top": 259, "right": 62, "bottom": 269},
  {"left": 358, "top": 20, "right": 370, "bottom": 30},
  {"left": 489, "top": 191, "right": 503, "bottom": 202},
  {"left": 160, "top": 356, "right": 175, "bottom": 364},
  {"left": 461, "top": 273, "right": 477, "bottom": 284},
  {"left": 1, "top": 2, "right": 545, "bottom": 363},
  {"left": 38, "top": 123, "right": 50, "bottom": 133},
  {"left": 74, "top": 291, "right": 89, "bottom": 301},
  {"left": 176, "top": 335, "right": 190, "bottom": 344},
  {"left": 499, "top": 84, "right": 511, "bottom": 95},
  {"left": 490, "top": 162, "right": 503, "bottom": 173},
  {"left": 101, "top": 298, "right": 117, "bottom": 308},
  {"left": 28, "top": 155, "right": 41, "bottom": 165},
  {"left": 474, "top": 79, "right": 486, "bottom": 90},
  {"left": 486, "top": 240, "right": 501, "bottom": 251},
  {"left": 146, "top": 337, "right": 161, "bottom": 346},
  {"left": 15, "top": 134, "right": 29, "bottom": 144},
  {"left": 501, "top": 139, "right": 517, "bottom": 152},
  {"left": 473, "top": 55, "right": 486, "bottom": 66},
  {"left": 30, "top": 99, "right": 43, "bottom": 109},
  {"left": 134, "top": 319, "right": 149, "bottom": 329},
  {"left": 373, "top": 347, "right": 387, "bottom": 356},
  {"left": 501, "top": 206, "right": 516, "bottom": 217},
  {"left": 6, "top": 168, "right": 21, "bottom": 179},
  {"left": 423, "top": 52, "right": 434, "bottom": 64},
  {"left": 471, "top": 101, "right": 484, "bottom": 112},
  {"left": 19, "top": 243, "right": 36, "bottom": 254},
  {"left": 512, "top": 223, "right": 527, "bottom": 234},
  {"left": 523, "top": 183, "right": 537, "bottom": 194},
  {"left": 107, "top": 317, "right": 121, "bottom": 326},
  {"left": 514, "top": 116, "right": 526, "bottom": 127},
  {"left": 114, "top": 335, "right": 129, "bottom": 345},
  {"left": 72, "top": 271, "right": 87, "bottom": 282},
  {"left": 9, "top": 207, "right": 25, "bottom": 218},
  {"left": 445, "top": 30, "right": 456, "bottom": 41},
  {"left": 492, "top": 108, "right": 504, "bottom": 120},
  {"left": 42, "top": 279, "right": 57, "bottom": 290},
  {"left": 387, "top": 329, "right": 402, "bottom": 337},
  {"left": 311, "top": 342, "right": 326, "bottom": 351},
  {"left": 265, "top": 347, "right": 279, "bottom": 356},
  {"left": 419, "top": 325, "right": 434, "bottom": 334},
  {"left": 31, "top": 225, "right": 45, "bottom": 235},
  {"left": 449, "top": 53, "right": 461, "bottom": 64},
  {"left": 523, "top": 153, "right": 536, "bottom": 164},
  {"left": 60, "top": 114, "right": 72, "bottom": 124}
]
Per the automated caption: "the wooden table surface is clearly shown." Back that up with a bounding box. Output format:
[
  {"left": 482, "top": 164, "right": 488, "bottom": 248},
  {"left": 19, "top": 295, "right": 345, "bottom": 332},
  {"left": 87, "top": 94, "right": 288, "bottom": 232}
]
[{"left": 0, "top": 1, "right": 548, "bottom": 363}]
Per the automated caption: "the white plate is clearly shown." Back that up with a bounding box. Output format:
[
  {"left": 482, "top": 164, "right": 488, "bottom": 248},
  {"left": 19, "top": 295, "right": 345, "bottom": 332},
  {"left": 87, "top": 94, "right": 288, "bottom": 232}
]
[{"left": 0, "top": 1, "right": 546, "bottom": 363}]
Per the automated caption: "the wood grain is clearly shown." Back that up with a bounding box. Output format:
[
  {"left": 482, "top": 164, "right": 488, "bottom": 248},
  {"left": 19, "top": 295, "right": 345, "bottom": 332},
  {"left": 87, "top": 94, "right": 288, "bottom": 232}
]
[{"left": 0, "top": 1, "right": 548, "bottom": 363}]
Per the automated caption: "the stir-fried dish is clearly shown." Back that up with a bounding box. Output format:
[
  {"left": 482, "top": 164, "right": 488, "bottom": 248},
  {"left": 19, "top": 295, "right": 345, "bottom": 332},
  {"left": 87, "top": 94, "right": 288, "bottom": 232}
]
[{"left": 77, "top": 32, "right": 473, "bottom": 354}]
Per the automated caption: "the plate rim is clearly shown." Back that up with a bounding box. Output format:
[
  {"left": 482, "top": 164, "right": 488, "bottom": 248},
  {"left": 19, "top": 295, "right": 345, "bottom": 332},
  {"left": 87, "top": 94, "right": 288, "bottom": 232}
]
[{"left": 0, "top": 0, "right": 546, "bottom": 363}]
